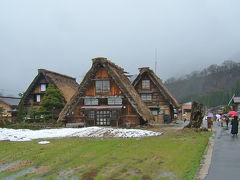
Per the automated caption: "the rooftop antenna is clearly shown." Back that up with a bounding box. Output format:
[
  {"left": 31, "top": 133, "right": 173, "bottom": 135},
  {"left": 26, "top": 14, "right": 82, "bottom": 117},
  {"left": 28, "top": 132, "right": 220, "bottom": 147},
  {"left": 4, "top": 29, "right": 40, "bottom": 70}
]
[{"left": 155, "top": 48, "right": 157, "bottom": 74}]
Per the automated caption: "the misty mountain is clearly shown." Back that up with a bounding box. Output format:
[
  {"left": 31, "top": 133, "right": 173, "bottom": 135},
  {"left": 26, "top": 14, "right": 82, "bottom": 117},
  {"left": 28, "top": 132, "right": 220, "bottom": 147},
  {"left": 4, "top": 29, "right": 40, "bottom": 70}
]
[{"left": 165, "top": 60, "right": 240, "bottom": 107}]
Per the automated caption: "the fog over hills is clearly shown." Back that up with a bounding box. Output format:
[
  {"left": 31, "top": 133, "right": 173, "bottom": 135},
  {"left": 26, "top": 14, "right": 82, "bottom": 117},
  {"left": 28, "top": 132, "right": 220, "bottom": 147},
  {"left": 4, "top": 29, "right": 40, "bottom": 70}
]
[
  {"left": 0, "top": 1, "right": 240, "bottom": 97},
  {"left": 165, "top": 60, "right": 240, "bottom": 107}
]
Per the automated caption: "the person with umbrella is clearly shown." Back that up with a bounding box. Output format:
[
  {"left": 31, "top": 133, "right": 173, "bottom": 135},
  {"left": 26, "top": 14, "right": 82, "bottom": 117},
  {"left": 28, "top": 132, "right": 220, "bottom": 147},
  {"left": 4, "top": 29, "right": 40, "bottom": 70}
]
[
  {"left": 223, "top": 114, "right": 230, "bottom": 128},
  {"left": 228, "top": 111, "right": 239, "bottom": 137},
  {"left": 216, "top": 114, "right": 222, "bottom": 127}
]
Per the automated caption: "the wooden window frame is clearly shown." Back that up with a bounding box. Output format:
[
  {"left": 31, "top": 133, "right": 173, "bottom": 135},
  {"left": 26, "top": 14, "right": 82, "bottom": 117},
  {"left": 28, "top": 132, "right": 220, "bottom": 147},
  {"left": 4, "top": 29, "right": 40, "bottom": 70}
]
[
  {"left": 36, "top": 94, "right": 41, "bottom": 102},
  {"left": 84, "top": 98, "right": 99, "bottom": 105},
  {"left": 96, "top": 80, "right": 110, "bottom": 93},
  {"left": 108, "top": 97, "right": 122, "bottom": 105},
  {"left": 87, "top": 110, "right": 95, "bottom": 119},
  {"left": 151, "top": 109, "right": 159, "bottom": 116},
  {"left": 142, "top": 80, "right": 150, "bottom": 89},
  {"left": 141, "top": 93, "right": 152, "bottom": 101},
  {"left": 40, "top": 84, "right": 47, "bottom": 92}
]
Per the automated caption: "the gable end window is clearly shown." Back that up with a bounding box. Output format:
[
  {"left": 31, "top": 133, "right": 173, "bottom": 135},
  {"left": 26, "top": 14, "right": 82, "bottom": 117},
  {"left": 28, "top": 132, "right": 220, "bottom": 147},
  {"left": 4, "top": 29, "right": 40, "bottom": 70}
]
[
  {"left": 141, "top": 93, "right": 152, "bottom": 101},
  {"left": 142, "top": 80, "right": 150, "bottom": 89},
  {"left": 40, "top": 84, "right": 47, "bottom": 92},
  {"left": 96, "top": 80, "right": 110, "bottom": 93},
  {"left": 84, "top": 98, "right": 98, "bottom": 105}
]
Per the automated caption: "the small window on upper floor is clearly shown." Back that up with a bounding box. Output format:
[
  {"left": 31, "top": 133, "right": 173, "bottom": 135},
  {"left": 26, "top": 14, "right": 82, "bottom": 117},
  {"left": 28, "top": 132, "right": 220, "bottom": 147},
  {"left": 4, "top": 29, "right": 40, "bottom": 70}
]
[
  {"left": 84, "top": 98, "right": 99, "bottom": 105},
  {"left": 96, "top": 80, "right": 110, "bottom": 93},
  {"left": 40, "top": 84, "right": 47, "bottom": 92},
  {"left": 142, "top": 80, "right": 150, "bottom": 89},
  {"left": 36, "top": 94, "right": 41, "bottom": 102},
  {"left": 108, "top": 97, "right": 122, "bottom": 105},
  {"left": 141, "top": 93, "right": 152, "bottom": 101}
]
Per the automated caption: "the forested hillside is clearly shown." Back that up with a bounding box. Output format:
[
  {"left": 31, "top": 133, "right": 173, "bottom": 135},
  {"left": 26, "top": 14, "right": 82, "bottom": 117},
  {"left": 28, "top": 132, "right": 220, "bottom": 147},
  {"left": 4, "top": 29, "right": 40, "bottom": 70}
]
[{"left": 165, "top": 60, "right": 240, "bottom": 107}]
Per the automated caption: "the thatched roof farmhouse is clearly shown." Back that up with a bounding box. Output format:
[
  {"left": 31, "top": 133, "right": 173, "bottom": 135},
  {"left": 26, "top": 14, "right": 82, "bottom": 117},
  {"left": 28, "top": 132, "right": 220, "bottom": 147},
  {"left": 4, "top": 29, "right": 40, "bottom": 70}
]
[
  {"left": 132, "top": 67, "right": 179, "bottom": 123},
  {"left": 20, "top": 69, "right": 79, "bottom": 112},
  {"left": 58, "top": 57, "right": 154, "bottom": 127}
]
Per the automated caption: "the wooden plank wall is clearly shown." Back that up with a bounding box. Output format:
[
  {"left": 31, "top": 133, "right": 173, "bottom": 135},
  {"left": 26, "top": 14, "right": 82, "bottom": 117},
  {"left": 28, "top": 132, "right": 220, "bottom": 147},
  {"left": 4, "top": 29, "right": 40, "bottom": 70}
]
[{"left": 85, "top": 67, "right": 121, "bottom": 96}]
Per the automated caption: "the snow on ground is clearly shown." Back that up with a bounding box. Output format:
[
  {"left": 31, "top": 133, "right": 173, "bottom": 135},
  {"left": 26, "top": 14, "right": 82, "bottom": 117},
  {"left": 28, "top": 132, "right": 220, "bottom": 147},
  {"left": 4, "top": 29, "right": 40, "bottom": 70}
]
[
  {"left": 38, "top": 141, "right": 50, "bottom": 144},
  {"left": 0, "top": 127, "right": 162, "bottom": 142}
]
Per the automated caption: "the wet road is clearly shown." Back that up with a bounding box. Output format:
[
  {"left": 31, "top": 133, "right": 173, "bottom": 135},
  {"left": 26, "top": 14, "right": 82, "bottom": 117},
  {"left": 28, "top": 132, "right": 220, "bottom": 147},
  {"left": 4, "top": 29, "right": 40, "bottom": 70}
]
[{"left": 206, "top": 125, "right": 240, "bottom": 180}]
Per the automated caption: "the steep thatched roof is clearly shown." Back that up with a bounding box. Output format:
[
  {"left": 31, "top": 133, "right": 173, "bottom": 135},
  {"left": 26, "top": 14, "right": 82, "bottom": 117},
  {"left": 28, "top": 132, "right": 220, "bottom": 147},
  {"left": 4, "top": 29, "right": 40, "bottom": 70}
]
[
  {"left": 58, "top": 57, "right": 154, "bottom": 122},
  {"left": 132, "top": 67, "right": 180, "bottom": 108},
  {"left": 20, "top": 69, "right": 79, "bottom": 105}
]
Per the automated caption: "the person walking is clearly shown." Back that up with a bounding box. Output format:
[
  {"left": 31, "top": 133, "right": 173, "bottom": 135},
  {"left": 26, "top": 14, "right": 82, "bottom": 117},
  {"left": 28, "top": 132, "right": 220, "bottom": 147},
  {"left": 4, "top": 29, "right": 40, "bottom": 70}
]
[
  {"left": 225, "top": 116, "right": 229, "bottom": 129},
  {"left": 220, "top": 114, "right": 223, "bottom": 127},
  {"left": 231, "top": 116, "right": 238, "bottom": 137}
]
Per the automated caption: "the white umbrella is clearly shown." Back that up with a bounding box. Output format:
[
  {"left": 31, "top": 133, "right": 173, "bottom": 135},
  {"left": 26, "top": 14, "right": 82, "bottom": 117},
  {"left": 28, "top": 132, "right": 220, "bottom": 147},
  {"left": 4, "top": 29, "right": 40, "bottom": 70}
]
[{"left": 216, "top": 114, "right": 221, "bottom": 119}]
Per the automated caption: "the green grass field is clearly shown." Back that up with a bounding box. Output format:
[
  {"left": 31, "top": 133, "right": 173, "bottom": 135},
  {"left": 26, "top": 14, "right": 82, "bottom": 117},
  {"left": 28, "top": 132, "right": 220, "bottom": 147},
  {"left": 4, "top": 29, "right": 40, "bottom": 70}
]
[{"left": 0, "top": 129, "right": 211, "bottom": 180}]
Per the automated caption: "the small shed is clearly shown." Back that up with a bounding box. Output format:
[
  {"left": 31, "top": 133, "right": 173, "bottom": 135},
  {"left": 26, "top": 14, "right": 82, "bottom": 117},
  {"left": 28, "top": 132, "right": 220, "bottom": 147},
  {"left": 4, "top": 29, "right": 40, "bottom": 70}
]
[
  {"left": 180, "top": 102, "right": 192, "bottom": 121},
  {"left": 232, "top": 97, "right": 240, "bottom": 111},
  {"left": 0, "top": 96, "right": 21, "bottom": 122}
]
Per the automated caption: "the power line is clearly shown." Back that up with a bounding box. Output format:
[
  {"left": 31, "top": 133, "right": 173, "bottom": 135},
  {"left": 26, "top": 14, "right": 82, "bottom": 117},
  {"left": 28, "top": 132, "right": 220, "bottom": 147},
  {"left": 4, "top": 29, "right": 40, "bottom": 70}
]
[
  {"left": 0, "top": 96, "right": 21, "bottom": 99},
  {"left": 0, "top": 88, "right": 24, "bottom": 93}
]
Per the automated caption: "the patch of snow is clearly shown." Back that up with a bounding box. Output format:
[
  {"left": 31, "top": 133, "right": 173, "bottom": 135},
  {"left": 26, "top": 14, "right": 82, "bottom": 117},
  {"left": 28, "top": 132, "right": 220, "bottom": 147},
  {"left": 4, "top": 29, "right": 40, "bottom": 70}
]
[
  {"left": 0, "top": 127, "right": 162, "bottom": 142},
  {"left": 38, "top": 141, "right": 50, "bottom": 144}
]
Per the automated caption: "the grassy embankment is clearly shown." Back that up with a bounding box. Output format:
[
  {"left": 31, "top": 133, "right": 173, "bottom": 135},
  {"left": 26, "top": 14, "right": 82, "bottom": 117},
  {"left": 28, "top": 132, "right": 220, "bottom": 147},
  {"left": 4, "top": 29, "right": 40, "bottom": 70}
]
[
  {"left": 0, "top": 129, "right": 211, "bottom": 179},
  {"left": 0, "top": 122, "right": 64, "bottom": 130}
]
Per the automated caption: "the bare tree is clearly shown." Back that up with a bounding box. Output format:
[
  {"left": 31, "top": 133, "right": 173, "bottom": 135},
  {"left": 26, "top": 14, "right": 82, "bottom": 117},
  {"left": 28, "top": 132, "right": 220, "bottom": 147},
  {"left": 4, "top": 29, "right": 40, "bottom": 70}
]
[{"left": 185, "top": 101, "right": 204, "bottom": 128}]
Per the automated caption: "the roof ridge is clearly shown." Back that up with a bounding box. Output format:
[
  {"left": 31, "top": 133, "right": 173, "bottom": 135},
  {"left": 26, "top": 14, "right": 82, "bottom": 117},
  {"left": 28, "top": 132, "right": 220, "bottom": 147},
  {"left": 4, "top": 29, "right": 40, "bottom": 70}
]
[
  {"left": 38, "top": 69, "right": 76, "bottom": 80},
  {"left": 92, "top": 57, "right": 124, "bottom": 72}
]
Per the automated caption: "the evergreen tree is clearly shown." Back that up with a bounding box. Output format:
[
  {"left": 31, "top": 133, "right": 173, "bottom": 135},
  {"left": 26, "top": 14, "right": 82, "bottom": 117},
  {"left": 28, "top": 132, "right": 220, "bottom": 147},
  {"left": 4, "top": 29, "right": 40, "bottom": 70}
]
[
  {"left": 17, "top": 101, "right": 26, "bottom": 122},
  {"left": 27, "top": 104, "right": 37, "bottom": 120},
  {"left": 0, "top": 106, "right": 4, "bottom": 118},
  {"left": 37, "top": 84, "right": 65, "bottom": 121}
]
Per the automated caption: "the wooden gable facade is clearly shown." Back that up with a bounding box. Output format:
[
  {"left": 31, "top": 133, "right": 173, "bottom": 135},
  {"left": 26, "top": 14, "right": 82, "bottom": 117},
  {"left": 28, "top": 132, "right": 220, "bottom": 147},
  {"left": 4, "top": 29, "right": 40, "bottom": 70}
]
[
  {"left": 20, "top": 69, "right": 79, "bottom": 113},
  {"left": 133, "top": 67, "right": 180, "bottom": 123},
  {"left": 58, "top": 57, "right": 154, "bottom": 127}
]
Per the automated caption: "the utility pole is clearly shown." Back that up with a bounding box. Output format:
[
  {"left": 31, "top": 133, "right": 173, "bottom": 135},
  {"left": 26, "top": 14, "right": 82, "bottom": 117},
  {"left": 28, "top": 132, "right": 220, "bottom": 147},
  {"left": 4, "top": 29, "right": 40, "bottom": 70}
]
[{"left": 155, "top": 48, "right": 157, "bottom": 74}]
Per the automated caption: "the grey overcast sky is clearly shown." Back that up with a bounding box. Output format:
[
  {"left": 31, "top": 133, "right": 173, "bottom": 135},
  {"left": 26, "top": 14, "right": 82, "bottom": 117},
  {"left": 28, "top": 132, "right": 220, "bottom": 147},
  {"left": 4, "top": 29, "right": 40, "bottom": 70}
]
[{"left": 1, "top": 0, "right": 240, "bottom": 96}]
